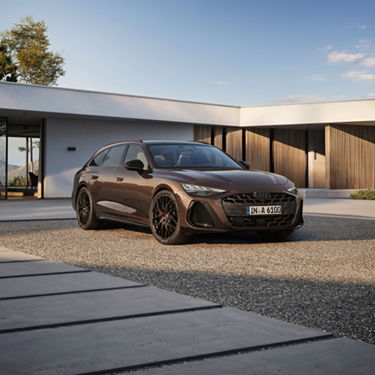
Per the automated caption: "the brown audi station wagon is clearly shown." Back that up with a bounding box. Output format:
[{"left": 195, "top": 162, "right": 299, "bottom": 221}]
[{"left": 72, "top": 140, "right": 304, "bottom": 244}]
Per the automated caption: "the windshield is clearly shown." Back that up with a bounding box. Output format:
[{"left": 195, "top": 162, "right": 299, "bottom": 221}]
[{"left": 148, "top": 144, "right": 242, "bottom": 169}]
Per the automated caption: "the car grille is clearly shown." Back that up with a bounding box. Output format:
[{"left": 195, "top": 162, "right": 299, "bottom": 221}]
[{"left": 221, "top": 193, "right": 297, "bottom": 228}]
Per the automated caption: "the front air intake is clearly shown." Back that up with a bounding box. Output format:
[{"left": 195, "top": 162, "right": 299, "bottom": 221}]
[{"left": 187, "top": 201, "right": 214, "bottom": 228}]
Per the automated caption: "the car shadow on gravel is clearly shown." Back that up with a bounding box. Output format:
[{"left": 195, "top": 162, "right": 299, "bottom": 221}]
[
  {"left": 83, "top": 264, "right": 375, "bottom": 345},
  {"left": 88, "top": 214, "right": 375, "bottom": 243},
  {"left": 188, "top": 214, "right": 375, "bottom": 244},
  {"left": 0, "top": 214, "right": 374, "bottom": 242}
]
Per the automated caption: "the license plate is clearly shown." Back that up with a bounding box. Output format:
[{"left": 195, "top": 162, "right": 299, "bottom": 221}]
[{"left": 246, "top": 205, "right": 281, "bottom": 216}]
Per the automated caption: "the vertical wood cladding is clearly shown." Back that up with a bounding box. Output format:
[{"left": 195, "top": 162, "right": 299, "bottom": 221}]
[
  {"left": 326, "top": 124, "right": 375, "bottom": 189},
  {"left": 193, "top": 125, "right": 211, "bottom": 144},
  {"left": 308, "top": 129, "right": 326, "bottom": 188},
  {"left": 225, "top": 127, "right": 243, "bottom": 160},
  {"left": 245, "top": 128, "right": 270, "bottom": 171},
  {"left": 273, "top": 129, "right": 307, "bottom": 187},
  {"left": 213, "top": 126, "right": 223, "bottom": 149}
]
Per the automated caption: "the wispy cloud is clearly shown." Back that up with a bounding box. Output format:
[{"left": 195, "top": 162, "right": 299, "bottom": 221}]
[
  {"left": 275, "top": 94, "right": 326, "bottom": 104},
  {"left": 317, "top": 45, "right": 332, "bottom": 52},
  {"left": 209, "top": 81, "right": 229, "bottom": 86},
  {"left": 327, "top": 51, "right": 364, "bottom": 63},
  {"left": 355, "top": 39, "right": 371, "bottom": 50},
  {"left": 341, "top": 70, "right": 375, "bottom": 81},
  {"left": 357, "top": 57, "right": 375, "bottom": 67},
  {"left": 358, "top": 24, "right": 368, "bottom": 30},
  {"left": 310, "top": 74, "right": 327, "bottom": 81}
]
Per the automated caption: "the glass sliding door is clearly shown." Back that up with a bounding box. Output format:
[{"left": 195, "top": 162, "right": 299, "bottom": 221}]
[{"left": 0, "top": 118, "right": 8, "bottom": 199}]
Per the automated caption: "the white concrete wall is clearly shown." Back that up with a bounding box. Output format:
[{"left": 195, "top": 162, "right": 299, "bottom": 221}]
[
  {"left": 240, "top": 100, "right": 375, "bottom": 126},
  {"left": 44, "top": 118, "right": 193, "bottom": 198},
  {"left": 0, "top": 82, "right": 239, "bottom": 127}
]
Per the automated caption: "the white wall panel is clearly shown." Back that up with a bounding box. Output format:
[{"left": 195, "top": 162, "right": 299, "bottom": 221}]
[
  {"left": 44, "top": 118, "right": 193, "bottom": 197},
  {"left": 240, "top": 100, "right": 375, "bottom": 126}
]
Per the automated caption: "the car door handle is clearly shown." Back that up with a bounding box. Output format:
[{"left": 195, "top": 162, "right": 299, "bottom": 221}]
[
  {"left": 91, "top": 175, "right": 99, "bottom": 180},
  {"left": 116, "top": 177, "right": 124, "bottom": 182}
]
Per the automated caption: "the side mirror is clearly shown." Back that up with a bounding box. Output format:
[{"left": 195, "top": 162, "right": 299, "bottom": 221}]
[
  {"left": 125, "top": 159, "right": 144, "bottom": 171},
  {"left": 239, "top": 160, "right": 250, "bottom": 169}
]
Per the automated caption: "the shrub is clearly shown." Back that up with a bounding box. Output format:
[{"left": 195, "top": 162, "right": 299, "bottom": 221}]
[{"left": 350, "top": 189, "right": 375, "bottom": 200}]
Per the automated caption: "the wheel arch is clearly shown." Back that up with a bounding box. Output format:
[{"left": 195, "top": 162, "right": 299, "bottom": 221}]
[
  {"left": 152, "top": 184, "right": 174, "bottom": 198},
  {"left": 74, "top": 183, "right": 89, "bottom": 206}
]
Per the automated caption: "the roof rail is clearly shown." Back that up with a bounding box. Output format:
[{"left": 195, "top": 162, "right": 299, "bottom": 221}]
[
  {"left": 101, "top": 139, "right": 143, "bottom": 147},
  {"left": 124, "top": 139, "right": 143, "bottom": 143}
]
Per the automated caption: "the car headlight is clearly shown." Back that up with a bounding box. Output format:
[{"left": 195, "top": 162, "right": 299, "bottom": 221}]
[
  {"left": 181, "top": 183, "right": 226, "bottom": 196},
  {"left": 286, "top": 185, "right": 298, "bottom": 195}
]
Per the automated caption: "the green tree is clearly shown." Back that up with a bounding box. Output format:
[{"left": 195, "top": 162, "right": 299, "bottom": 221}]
[
  {"left": 0, "top": 16, "right": 65, "bottom": 85},
  {"left": 0, "top": 40, "right": 17, "bottom": 81}
]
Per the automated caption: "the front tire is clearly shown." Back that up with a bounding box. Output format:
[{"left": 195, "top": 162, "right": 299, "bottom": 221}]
[
  {"left": 150, "top": 190, "right": 189, "bottom": 245},
  {"left": 76, "top": 187, "right": 100, "bottom": 229}
]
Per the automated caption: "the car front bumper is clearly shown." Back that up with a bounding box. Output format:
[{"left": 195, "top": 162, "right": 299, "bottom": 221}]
[{"left": 177, "top": 190, "right": 304, "bottom": 233}]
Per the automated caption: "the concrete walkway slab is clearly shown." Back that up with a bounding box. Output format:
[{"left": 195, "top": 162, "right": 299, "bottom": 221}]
[
  {"left": 136, "top": 338, "right": 375, "bottom": 375},
  {"left": 0, "top": 271, "right": 143, "bottom": 299},
  {"left": 0, "top": 286, "right": 218, "bottom": 333},
  {"left": 0, "top": 248, "right": 45, "bottom": 262},
  {"left": 0, "top": 260, "right": 87, "bottom": 278},
  {"left": 304, "top": 198, "right": 375, "bottom": 218},
  {"left": 0, "top": 199, "right": 75, "bottom": 221},
  {"left": 0, "top": 308, "right": 328, "bottom": 375},
  {"left": 1, "top": 248, "right": 374, "bottom": 375}
]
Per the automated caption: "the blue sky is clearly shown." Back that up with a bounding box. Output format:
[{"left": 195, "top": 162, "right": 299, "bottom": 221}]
[{"left": 1, "top": 0, "right": 375, "bottom": 106}]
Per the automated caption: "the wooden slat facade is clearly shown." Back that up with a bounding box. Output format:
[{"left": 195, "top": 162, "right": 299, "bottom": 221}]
[
  {"left": 308, "top": 129, "right": 326, "bottom": 188},
  {"left": 326, "top": 124, "right": 375, "bottom": 189},
  {"left": 245, "top": 128, "right": 270, "bottom": 171},
  {"left": 193, "top": 124, "right": 375, "bottom": 189},
  {"left": 273, "top": 129, "right": 307, "bottom": 187},
  {"left": 213, "top": 126, "right": 223, "bottom": 149},
  {"left": 193, "top": 125, "right": 211, "bottom": 144},
  {"left": 225, "top": 127, "right": 243, "bottom": 161}
]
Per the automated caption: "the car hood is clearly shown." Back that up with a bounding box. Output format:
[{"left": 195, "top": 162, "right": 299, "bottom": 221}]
[{"left": 162, "top": 169, "right": 291, "bottom": 192}]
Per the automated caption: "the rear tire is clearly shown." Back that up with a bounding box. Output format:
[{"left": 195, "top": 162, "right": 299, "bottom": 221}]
[
  {"left": 256, "top": 229, "right": 294, "bottom": 242},
  {"left": 76, "top": 187, "right": 100, "bottom": 229},
  {"left": 150, "top": 190, "right": 189, "bottom": 245}
]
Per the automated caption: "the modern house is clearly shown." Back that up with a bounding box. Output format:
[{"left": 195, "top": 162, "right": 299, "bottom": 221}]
[{"left": 0, "top": 81, "right": 374, "bottom": 198}]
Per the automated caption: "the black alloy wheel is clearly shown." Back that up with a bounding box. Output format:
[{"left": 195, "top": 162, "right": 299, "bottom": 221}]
[
  {"left": 150, "top": 190, "right": 188, "bottom": 245},
  {"left": 76, "top": 187, "right": 99, "bottom": 229}
]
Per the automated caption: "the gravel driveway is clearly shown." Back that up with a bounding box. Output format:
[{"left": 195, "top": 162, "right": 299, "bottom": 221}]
[{"left": 1, "top": 214, "right": 374, "bottom": 344}]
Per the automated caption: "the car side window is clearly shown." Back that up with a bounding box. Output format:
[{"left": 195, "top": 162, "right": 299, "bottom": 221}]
[
  {"left": 89, "top": 149, "right": 109, "bottom": 166},
  {"left": 101, "top": 145, "right": 126, "bottom": 167},
  {"left": 124, "top": 145, "right": 149, "bottom": 169}
]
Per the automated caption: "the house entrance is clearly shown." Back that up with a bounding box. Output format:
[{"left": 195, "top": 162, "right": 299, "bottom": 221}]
[{"left": 0, "top": 116, "right": 42, "bottom": 199}]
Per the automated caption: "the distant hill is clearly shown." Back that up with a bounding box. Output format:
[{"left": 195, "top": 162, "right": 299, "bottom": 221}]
[
  {"left": 0, "top": 160, "right": 21, "bottom": 174},
  {"left": 8, "top": 160, "right": 39, "bottom": 180},
  {"left": 8, "top": 164, "right": 20, "bottom": 172}
]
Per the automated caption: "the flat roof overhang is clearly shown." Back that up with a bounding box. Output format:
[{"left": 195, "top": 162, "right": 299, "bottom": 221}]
[
  {"left": 1, "top": 82, "right": 375, "bottom": 128},
  {"left": 0, "top": 82, "right": 240, "bottom": 127},
  {"left": 240, "top": 100, "right": 375, "bottom": 127}
]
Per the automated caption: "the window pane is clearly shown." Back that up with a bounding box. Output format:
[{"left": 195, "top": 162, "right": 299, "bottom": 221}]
[
  {"left": 90, "top": 149, "right": 108, "bottom": 166},
  {"left": 7, "top": 137, "right": 39, "bottom": 187},
  {"left": 124, "top": 145, "right": 148, "bottom": 169},
  {"left": 102, "top": 146, "right": 126, "bottom": 167}
]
